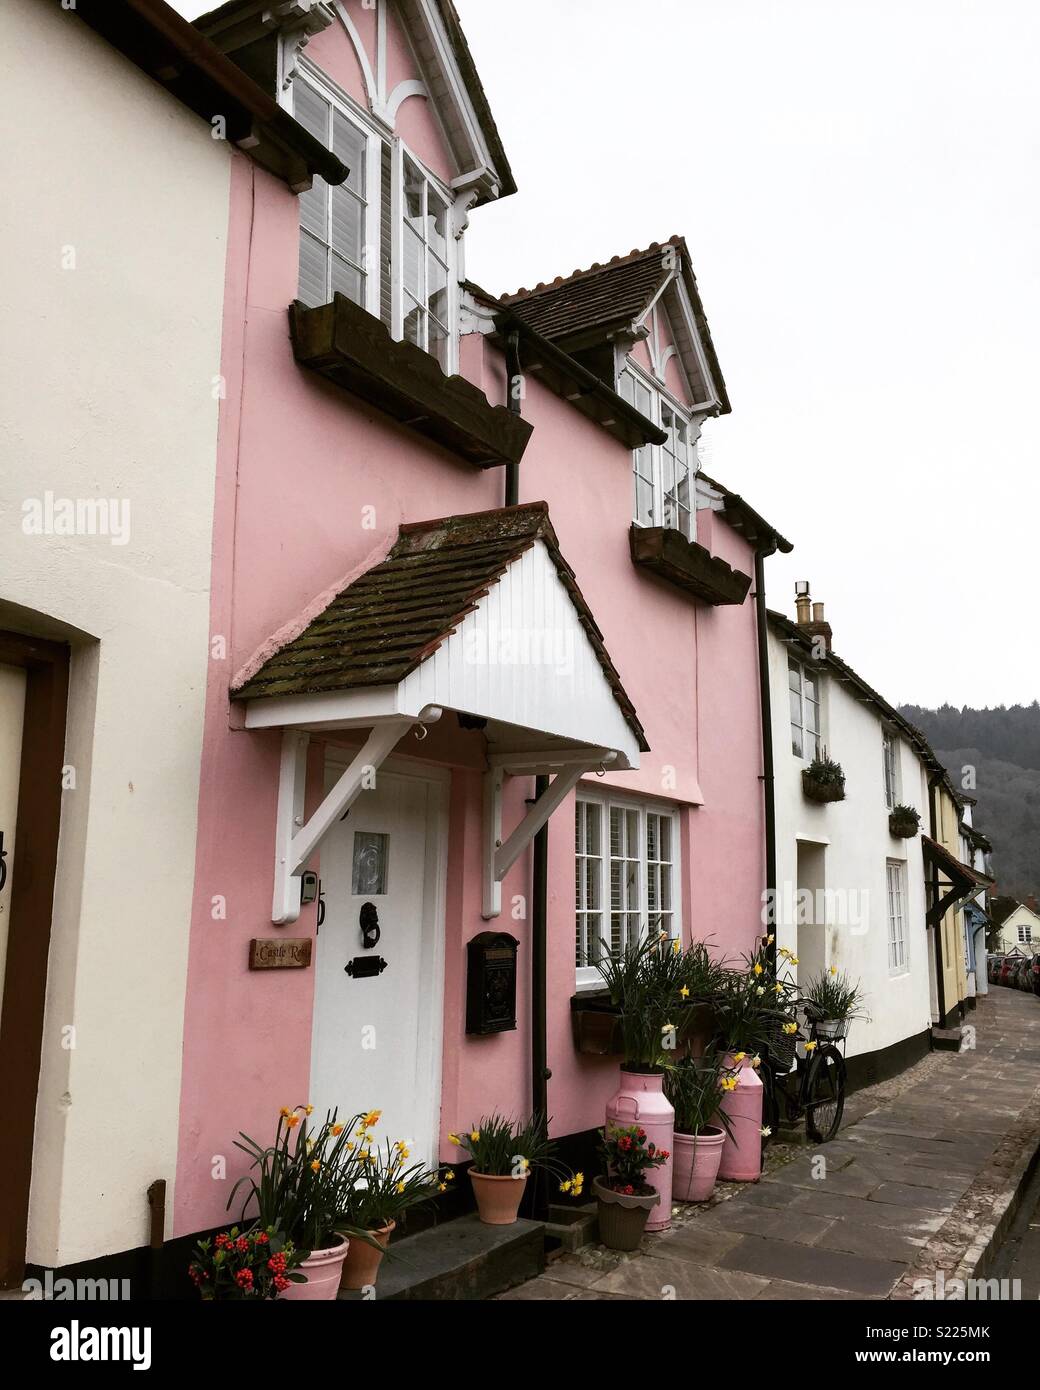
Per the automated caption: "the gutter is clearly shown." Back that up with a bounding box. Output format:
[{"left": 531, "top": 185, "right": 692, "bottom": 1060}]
[
  {"left": 73, "top": 0, "right": 348, "bottom": 191},
  {"left": 755, "top": 548, "right": 778, "bottom": 967}
]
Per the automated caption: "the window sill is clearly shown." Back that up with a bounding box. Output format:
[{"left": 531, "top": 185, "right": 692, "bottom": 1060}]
[
  {"left": 290, "top": 294, "right": 533, "bottom": 467},
  {"left": 629, "top": 524, "right": 752, "bottom": 606}
]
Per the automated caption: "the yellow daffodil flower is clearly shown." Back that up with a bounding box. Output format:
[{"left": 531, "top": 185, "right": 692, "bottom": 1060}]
[
  {"left": 672, "top": 937, "right": 681, "bottom": 955},
  {"left": 767, "top": 935, "right": 775, "bottom": 945},
  {"left": 362, "top": 1110, "right": 381, "bottom": 1128},
  {"left": 733, "top": 1051, "right": 746, "bottom": 1062},
  {"left": 331, "top": 1124, "right": 344, "bottom": 1136},
  {"left": 783, "top": 1022, "right": 798, "bottom": 1035},
  {"left": 309, "top": 1160, "right": 320, "bottom": 1172},
  {"left": 679, "top": 985, "right": 690, "bottom": 999},
  {"left": 829, "top": 965, "right": 838, "bottom": 975},
  {"left": 804, "top": 1040, "right": 818, "bottom": 1052},
  {"left": 760, "top": 1126, "right": 772, "bottom": 1138},
  {"left": 304, "top": 1104, "right": 314, "bottom": 1116},
  {"left": 448, "top": 1132, "right": 461, "bottom": 1146},
  {"left": 286, "top": 1114, "right": 301, "bottom": 1129},
  {"left": 395, "top": 1181, "right": 406, "bottom": 1194},
  {"left": 720, "top": 1076, "right": 738, "bottom": 1093},
  {"left": 438, "top": 1182, "right": 447, "bottom": 1193},
  {"left": 751, "top": 1055, "right": 761, "bottom": 1069},
  {"left": 560, "top": 1179, "right": 572, "bottom": 1193},
  {"left": 774, "top": 983, "right": 784, "bottom": 995},
  {"left": 346, "top": 1141, "right": 355, "bottom": 1151},
  {"left": 469, "top": 1131, "right": 480, "bottom": 1143},
  {"left": 279, "top": 1107, "right": 291, "bottom": 1118},
  {"left": 790, "top": 955, "right": 799, "bottom": 965},
  {"left": 575, "top": 1172, "right": 585, "bottom": 1185},
  {"left": 753, "top": 963, "right": 763, "bottom": 976},
  {"left": 445, "top": 1170, "right": 455, "bottom": 1181},
  {"left": 756, "top": 986, "right": 766, "bottom": 996}
]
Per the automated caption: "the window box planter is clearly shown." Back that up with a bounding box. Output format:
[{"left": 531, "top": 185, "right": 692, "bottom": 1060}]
[
  {"left": 889, "top": 805, "right": 921, "bottom": 839},
  {"left": 570, "top": 993, "right": 625, "bottom": 1056},
  {"left": 802, "top": 756, "right": 846, "bottom": 804},
  {"left": 289, "top": 294, "right": 533, "bottom": 467},
  {"left": 629, "top": 525, "right": 752, "bottom": 606}
]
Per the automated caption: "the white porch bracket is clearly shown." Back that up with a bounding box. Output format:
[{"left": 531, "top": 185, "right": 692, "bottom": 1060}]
[
  {"left": 272, "top": 712, "right": 433, "bottom": 924},
  {"left": 482, "top": 749, "right": 616, "bottom": 919}
]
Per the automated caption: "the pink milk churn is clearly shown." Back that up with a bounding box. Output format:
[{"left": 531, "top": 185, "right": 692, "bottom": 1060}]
[
  {"left": 717, "top": 1054, "right": 763, "bottom": 1182},
  {"left": 606, "top": 1069, "right": 674, "bottom": 1231}
]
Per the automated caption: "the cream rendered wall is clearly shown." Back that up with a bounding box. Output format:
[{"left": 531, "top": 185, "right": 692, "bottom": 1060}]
[
  {"left": 768, "top": 628, "right": 933, "bottom": 1059},
  {"left": 0, "top": 0, "right": 229, "bottom": 1265},
  {"left": 994, "top": 905, "right": 1040, "bottom": 955}
]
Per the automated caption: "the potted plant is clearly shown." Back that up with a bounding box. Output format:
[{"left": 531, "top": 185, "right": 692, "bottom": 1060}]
[
  {"left": 188, "top": 1225, "right": 305, "bottom": 1299},
  {"left": 228, "top": 1105, "right": 362, "bottom": 1300},
  {"left": 596, "top": 931, "right": 686, "bottom": 1230},
  {"left": 594, "top": 1124, "right": 667, "bottom": 1250},
  {"left": 802, "top": 752, "right": 846, "bottom": 804},
  {"left": 335, "top": 1137, "right": 449, "bottom": 1291},
  {"left": 449, "top": 1113, "right": 579, "bottom": 1225},
  {"left": 664, "top": 1052, "right": 737, "bottom": 1203},
  {"left": 802, "top": 968, "right": 870, "bottom": 1040},
  {"left": 889, "top": 803, "right": 921, "bottom": 838}
]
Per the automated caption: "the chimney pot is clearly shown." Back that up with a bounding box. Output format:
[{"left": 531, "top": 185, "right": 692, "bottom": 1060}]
[
  {"left": 794, "top": 582, "right": 812, "bottom": 626},
  {"left": 812, "top": 602, "right": 825, "bottom": 623}
]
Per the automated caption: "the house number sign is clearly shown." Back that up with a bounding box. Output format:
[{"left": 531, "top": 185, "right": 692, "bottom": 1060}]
[{"left": 249, "top": 937, "right": 312, "bottom": 970}]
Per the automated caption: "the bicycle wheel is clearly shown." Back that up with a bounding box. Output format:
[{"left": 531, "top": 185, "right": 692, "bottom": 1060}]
[{"left": 804, "top": 1044, "right": 846, "bottom": 1143}]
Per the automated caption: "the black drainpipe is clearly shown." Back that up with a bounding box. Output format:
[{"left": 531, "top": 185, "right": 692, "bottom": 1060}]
[
  {"left": 530, "top": 775, "right": 551, "bottom": 1220},
  {"left": 501, "top": 330, "right": 550, "bottom": 1215},
  {"left": 754, "top": 548, "right": 777, "bottom": 969},
  {"left": 505, "top": 330, "right": 522, "bottom": 508}
]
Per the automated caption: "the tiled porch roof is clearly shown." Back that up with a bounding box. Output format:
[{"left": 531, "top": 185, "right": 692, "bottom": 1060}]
[{"left": 233, "top": 502, "right": 648, "bottom": 751}]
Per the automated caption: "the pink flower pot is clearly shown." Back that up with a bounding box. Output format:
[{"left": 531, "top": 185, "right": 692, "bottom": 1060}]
[
  {"left": 279, "top": 1234, "right": 349, "bottom": 1300},
  {"left": 672, "top": 1126, "right": 726, "bottom": 1202},
  {"left": 470, "top": 1170, "right": 528, "bottom": 1225},
  {"left": 716, "top": 1053, "right": 763, "bottom": 1182},
  {"left": 606, "top": 1069, "right": 674, "bottom": 1231},
  {"left": 337, "top": 1221, "right": 395, "bottom": 1291}
]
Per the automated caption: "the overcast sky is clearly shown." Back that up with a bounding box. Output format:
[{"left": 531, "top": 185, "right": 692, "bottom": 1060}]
[{"left": 177, "top": 1, "right": 1038, "bottom": 709}]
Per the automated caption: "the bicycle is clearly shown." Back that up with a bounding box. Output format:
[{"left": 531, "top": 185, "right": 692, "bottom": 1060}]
[{"left": 759, "top": 998, "right": 847, "bottom": 1145}]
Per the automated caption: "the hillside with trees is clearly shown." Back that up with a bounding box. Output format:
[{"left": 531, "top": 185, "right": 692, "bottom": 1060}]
[{"left": 899, "top": 702, "right": 1040, "bottom": 901}]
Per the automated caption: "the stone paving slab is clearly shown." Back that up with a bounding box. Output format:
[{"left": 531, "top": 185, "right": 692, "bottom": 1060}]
[{"left": 501, "top": 988, "right": 1040, "bottom": 1301}]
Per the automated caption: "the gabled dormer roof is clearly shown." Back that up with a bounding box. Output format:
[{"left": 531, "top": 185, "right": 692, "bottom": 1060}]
[
  {"left": 501, "top": 236, "right": 731, "bottom": 414},
  {"left": 195, "top": 0, "right": 514, "bottom": 204}
]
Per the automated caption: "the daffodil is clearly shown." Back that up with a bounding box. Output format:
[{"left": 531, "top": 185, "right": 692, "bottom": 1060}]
[
  {"left": 448, "top": 1132, "right": 462, "bottom": 1146},
  {"left": 804, "top": 1040, "right": 817, "bottom": 1052},
  {"left": 362, "top": 1110, "right": 382, "bottom": 1128},
  {"left": 304, "top": 1104, "right": 314, "bottom": 1116},
  {"left": 760, "top": 1126, "right": 772, "bottom": 1138},
  {"left": 751, "top": 1055, "right": 761, "bottom": 1069},
  {"left": 662, "top": 1022, "right": 675, "bottom": 1034},
  {"left": 774, "top": 983, "right": 784, "bottom": 995},
  {"left": 444, "top": 1170, "right": 455, "bottom": 1181},
  {"left": 395, "top": 1142, "right": 411, "bottom": 1159},
  {"left": 790, "top": 955, "right": 799, "bottom": 965},
  {"left": 679, "top": 985, "right": 690, "bottom": 999},
  {"left": 279, "top": 1106, "right": 291, "bottom": 1118},
  {"left": 309, "top": 1160, "right": 320, "bottom": 1172},
  {"left": 560, "top": 1179, "right": 572, "bottom": 1193},
  {"left": 720, "top": 1076, "right": 739, "bottom": 1093},
  {"left": 438, "top": 1182, "right": 447, "bottom": 1193},
  {"left": 783, "top": 1022, "right": 798, "bottom": 1036},
  {"left": 395, "top": 1181, "right": 406, "bottom": 1194},
  {"left": 672, "top": 937, "right": 681, "bottom": 955},
  {"left": 767, "top": 935, "right": 775, "bottom": 945},
  {"left": 829, "top": 965, "right": 838, "bottom": 975},
  {"left": 469, "top": 1131, "right": 480, "bottom": 1143},
  {"left": 305, "top": 1138, "right": 315, "bottom": 1153},
  {"left": 756, "top": 986, "right": 765, "bottom": 995},
  {"left": 346, "top": 1141, "right": 355, "bottom": 1152},
  {"left": 753, "top": 963, "right": 763, "bottom": 976},
  {"left": 286, "top": 1113, "right": 301, "bottom": 1129},
  {"left": 733, "top": 1051, "right": 746, "bottom": 1062},
  {"left": 574, "top": 1171, "right": 585, "bottom": 1186},
  {"left": 331, "top": 1124, "right": 344, "bottom": 1137}
]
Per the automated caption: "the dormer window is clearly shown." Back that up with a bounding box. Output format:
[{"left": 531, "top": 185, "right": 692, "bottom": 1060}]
[
  {"left": 290, "top": 69, "right": 456, "bottom": 370},
  {"left": 620, "top": 368, "right": 694, "bottom": 540},
  {"left": 294, "top": 77, "right": 373, "bottom": 314}
]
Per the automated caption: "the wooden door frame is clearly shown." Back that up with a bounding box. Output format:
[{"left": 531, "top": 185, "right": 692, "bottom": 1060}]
[{"left": 0, "top": 631, "right": 69, "bottom": 1288}]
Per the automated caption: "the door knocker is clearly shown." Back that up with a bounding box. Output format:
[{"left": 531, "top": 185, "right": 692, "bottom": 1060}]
[{"left": 359, "top": 901, "right": 381, "bottom": 950}]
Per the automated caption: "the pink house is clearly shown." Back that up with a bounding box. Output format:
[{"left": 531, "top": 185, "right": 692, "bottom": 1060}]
[{"left": 173, "top": 0, "right": 791, "bottom": 1262}]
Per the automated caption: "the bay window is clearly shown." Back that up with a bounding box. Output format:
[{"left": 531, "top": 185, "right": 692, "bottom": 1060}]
[
  {"left": 575, "top": 793, "right": 681, "bottom": 989},
  {"left": 401, "top": 155, "right": 451, "bottom": 369},
  {"left": 619, "top": 369, "right": 694, "bottom": 540}
]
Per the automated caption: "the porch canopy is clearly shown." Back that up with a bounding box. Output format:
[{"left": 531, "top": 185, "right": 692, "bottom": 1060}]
[
  {"left": 233, "top": 503, "right": 647, "bottom": 924},
  {"left": 921, "top": 834, "right": 995, "bottom": 927}
]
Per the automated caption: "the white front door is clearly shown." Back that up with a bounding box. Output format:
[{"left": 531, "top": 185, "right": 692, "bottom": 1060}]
[{"left": 310, "top": 761, "right": 445, "bottom": 1165}]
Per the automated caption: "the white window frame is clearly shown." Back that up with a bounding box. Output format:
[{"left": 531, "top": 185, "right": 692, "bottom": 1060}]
[
  {"left": 886, "top": 859, "right": 908, "bottom": 974},
  {"left": 287, "top": 65, "right": 458, "bottom": 371},
  {"left": 788, "top": 657, "right": 822, "bottom": 761},
  {"left": 1019, "top": 923, "right": 1033, "bottom": 945},
  {"left": 574, "top": 791, "right": 682, "bottom": 991},
  {"left": 882, "top": 729, "right": 899, "bottom": 809},
  {"left": 392, "top": 139, "right": 458, "bottom": 374},
  {"left": 619, "top": 363, "right": 695, "bottom": 541},
  {"left": 289, "top": 64, "right": 382, "bottom": 318}
]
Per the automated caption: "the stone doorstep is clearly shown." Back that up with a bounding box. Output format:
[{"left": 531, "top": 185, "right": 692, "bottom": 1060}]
[
  {"left": 338, "top": 1214, "right": 544, "bottom": 1301},
  {"left": 543, "top": 1201, "right": 598, "bottom": 1253}
]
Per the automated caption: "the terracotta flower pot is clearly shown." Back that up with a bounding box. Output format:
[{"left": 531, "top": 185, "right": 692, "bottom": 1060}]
[
  {"left": 337, "top": 1221, "right": 395, "bottom": 1291},
  {"left": 672, "top": 1126, "right": 726, "bottom": 1202},
  {"left": 469, "top": 1170, "right": 528, "bottom": 1225},
  {"left": 278, "top": 1233, "right": 349, "bottom": 1301},
  {"left": 593, "top": 1175, "right": 659, "bottom": 1251}
]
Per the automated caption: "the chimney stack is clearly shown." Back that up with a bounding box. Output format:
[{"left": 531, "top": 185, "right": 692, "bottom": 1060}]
[
  {"left": 1027, "top": 894, "right": 1038, "bottom": 914},
  {"left": 795, "top": 583, "right": 833, "bottom": 653}
]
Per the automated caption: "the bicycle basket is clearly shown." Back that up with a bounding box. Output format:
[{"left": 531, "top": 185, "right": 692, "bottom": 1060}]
[{"left": 763, "top": 1017, "right": 798, "bottom": 1069}]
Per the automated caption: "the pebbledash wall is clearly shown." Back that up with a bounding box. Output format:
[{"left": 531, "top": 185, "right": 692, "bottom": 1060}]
[
  {"left": 767, "top": 616, "right": 934, "bottom": 1075},
  {"left": 172, "top": 6, "right": 769, "bottom": 1237},
  {"left": 0, "top": 0, "right": 228, "bottom": 1266}
]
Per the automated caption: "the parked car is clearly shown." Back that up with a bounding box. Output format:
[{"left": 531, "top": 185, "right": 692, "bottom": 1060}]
[
  {"left": 1030, "top": 955, "right": 1040, "bottom": 998},
  {"left": 1000, "top": 957, "right": 1016, "bottom": 987},
  {"left": 987, "top": 955, "right": 1003, "bottom": 985}
]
